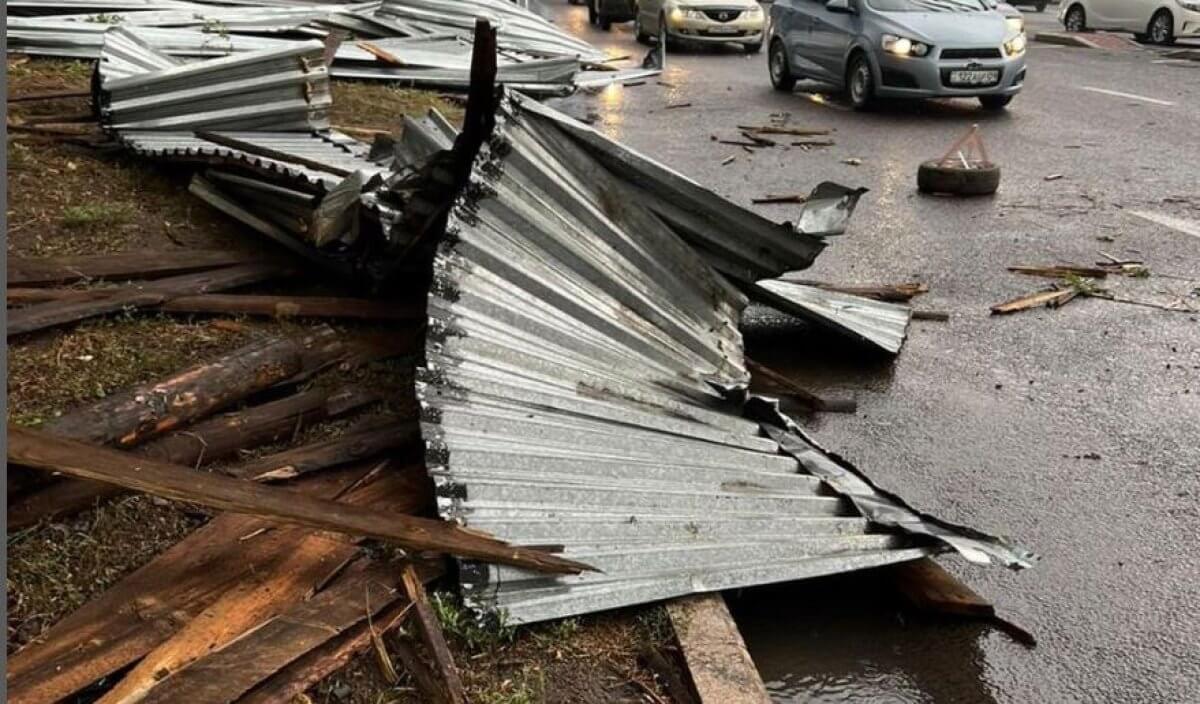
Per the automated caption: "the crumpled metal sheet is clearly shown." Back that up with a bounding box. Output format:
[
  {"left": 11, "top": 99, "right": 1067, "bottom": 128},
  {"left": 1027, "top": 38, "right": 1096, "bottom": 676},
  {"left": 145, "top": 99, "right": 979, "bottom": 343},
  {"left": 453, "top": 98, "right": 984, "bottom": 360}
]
[
  {"left": 753, "top": 278, "right": 912, "bottom": 355},
  {"left": 376, "top": 0, "right": 607, "bottom": 63},
  {"left": 749, "top": 397, "right": 1038, "bottom": 570},
  {"left": 413, "top": 91, "right": 1032, "bottom": 625},
  {"left": 509, "top": 94, "right": 829, "bottom": 284}
]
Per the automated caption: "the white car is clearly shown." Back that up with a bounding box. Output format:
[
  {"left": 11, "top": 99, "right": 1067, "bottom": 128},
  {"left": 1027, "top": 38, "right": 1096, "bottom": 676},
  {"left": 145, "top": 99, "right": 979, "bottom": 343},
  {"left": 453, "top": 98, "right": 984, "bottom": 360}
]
[
  {"left": 1060, "top": 0, "right": 1200, "bottom": 45},
  {"left": 635, "top": 0, "right": 766, "bottom": 52}
]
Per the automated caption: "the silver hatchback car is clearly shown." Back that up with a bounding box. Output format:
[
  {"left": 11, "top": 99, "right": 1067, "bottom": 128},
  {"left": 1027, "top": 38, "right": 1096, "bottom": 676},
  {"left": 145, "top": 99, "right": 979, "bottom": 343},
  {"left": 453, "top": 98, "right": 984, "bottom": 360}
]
[{"left": 768, "top": 0, "right": 1028, "bottom": 110}]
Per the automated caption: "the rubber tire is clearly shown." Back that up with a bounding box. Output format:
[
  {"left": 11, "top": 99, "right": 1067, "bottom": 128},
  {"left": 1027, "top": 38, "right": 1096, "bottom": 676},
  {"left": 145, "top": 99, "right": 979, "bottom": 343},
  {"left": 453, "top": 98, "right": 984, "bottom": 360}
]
[
  {"left": 1148, "top": 10, "right": 1175, "bottom": 45},
  {"left": 846, "top": 53, "right": 875, "bottom": 111},
  {"left": 917, "top": 160, "right": 1001, "bottom": 196},
  {"left": 769, "top": 39, "right": 796, "bottom": 92},
  {"left": 979, "top": 94, "right": 1013, "bottom": 110},
  {"left": 635, "top": 14, "right": 652, "bottom": 44},
  {"left": 600, "top": 17, "right": 612, "bottom": 30},
  {"left": 1064, "top": 4, "right": 1085, "bottom": 32},
  {"left": 745, "top": 41, "right": 763, "bottom": 54}
]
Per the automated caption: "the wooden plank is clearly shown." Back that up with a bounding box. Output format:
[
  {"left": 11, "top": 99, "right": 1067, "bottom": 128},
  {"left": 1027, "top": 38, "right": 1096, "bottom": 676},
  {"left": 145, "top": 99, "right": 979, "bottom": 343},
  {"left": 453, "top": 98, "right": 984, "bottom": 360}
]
[
  {"left": 7, "top": 262, "right": 294, "bottom": 337},
  {"left": 236, "top": 589, "right": 422, "bottom": 704},
  {"left": 8, "top": 386, "right": 381, "bottom": 531},
  {"left": 95, "top": 534, "right": 359, "bottom": 704},
  {"left": 8, "top": 425, "right": 591, "bottom": 574},
  {"left": 136, "top": 560, "right": 421, "bottom": 704},
  {"left": 1007, "top": 264, "right": 1109, "bottom": 279},
  {"left": 8, "top": 89, "right": 92, "bottom": 103},
  {"left": 401, "top": 562, "right": 467, "bottom": 704},
  {"left": 391, "top": 635, "right": 450, "bottom": 704},
  {"left": 44, "top": 326, "right": 342, "bottom": 446},
  {"left": 159, "top": 293, "right": 422, "bottom": 321},
  {"left": 665, "top": 594, "right": 771, "bottom": 704},
  {"left": 778, "top": 280, "right": 929, "bottom": 302},
  {"left": 7, "top": 251, "right": 265, "bottom": 287},
  {"left": 5, "top": 466, "right": 371, "bottom": 704},
  {"left": 227, "top": 420, "right": 418, "bottom": 482}
]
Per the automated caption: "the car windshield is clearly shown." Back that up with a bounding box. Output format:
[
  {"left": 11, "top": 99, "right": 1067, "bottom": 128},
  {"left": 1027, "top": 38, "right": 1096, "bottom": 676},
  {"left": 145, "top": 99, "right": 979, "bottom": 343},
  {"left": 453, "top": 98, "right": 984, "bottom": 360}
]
[{"left": 866, "top": 0, "right": 989, "bottom": 11}]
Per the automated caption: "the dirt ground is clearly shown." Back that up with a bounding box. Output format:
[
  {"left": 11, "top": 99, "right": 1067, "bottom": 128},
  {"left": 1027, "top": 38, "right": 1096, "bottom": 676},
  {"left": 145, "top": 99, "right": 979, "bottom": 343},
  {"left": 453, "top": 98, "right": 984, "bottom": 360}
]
[{"left": 6, "top": 58, "right": 675, "bottom": 703}]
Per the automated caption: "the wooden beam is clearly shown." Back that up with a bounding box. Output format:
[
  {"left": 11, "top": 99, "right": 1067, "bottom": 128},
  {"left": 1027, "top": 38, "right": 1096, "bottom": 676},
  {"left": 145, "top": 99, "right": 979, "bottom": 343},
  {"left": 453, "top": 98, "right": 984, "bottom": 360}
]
[
  {"left": 8, "top": 386, "right": 381, "bottom": 529},
  {"left": 227, "top": 420, "right": 418, "bottom": 482},
  {"left": 159, "top": 293, "right": 423, "bottom": 321},
  {"left": 6, "top": 466, "right": 376, "bottom": 704},
  {"left": 44, "top": 326, "right": 342, "bottom": 447},
  {"left": 665, "top": 594, "right": 771, "bottom": 704},
  {"left": 136, "top": 560, "right": 410, "bottom": 704},
  {"left": 401, "top": 562, "right": 467, "bottom": 704},
  {"left": 7, "top": 262, "right": 295, "bottom": 337},
  {"left": 8, "top": 425, "right": 591, "bottom": 574},
  {"left": 8, "top": 250, "right": 269, "bottom": 288}
]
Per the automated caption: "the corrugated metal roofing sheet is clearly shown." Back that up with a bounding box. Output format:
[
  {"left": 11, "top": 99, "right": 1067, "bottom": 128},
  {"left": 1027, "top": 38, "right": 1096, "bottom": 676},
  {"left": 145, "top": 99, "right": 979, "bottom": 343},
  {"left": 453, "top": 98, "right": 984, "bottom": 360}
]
[
  {"left": 753, "top": 279, "right": 913, "bottom": 354},
  {"left": 413, "top": 93, "right": 1034, "bottom": 625},
  {"left": 98, "top": 33, "right": 332, "bottom": 131}
]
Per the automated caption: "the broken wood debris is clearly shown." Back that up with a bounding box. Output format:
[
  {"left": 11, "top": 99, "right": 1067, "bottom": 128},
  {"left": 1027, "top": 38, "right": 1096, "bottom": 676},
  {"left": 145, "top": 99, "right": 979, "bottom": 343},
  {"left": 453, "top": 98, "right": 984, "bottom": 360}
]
[
  {"left": 1007, "top": 264, "right": 1110, "bottom": 279},
  {"left": 991, "top": 287, "right": 1078, "bottom": 314},
  {"left": 227, "top": 420, "right": 419, "bottom": 482},
  {"left": 7, "top": 262, "right": 297, "bottom": 336},
  {"left": 8, "top": 387, "right": 382, "bottom": 529},
  {"left": 44, "top": 326, "right": 345, "bottom": 447},
  {"left": 400, "top": 563, "right": 468, "bottom": 704},
  {"left": 665, "top": 101, "right": 693, "bottom": 109},
  {"left": 751, "top": 193, "right": 809, "bottom": 205},
  {"left": 8, "top": 425, "right": 592, "bottom": 574},
  {"left": 737, "top": 125, "right": 832, "bottom": 136},
  {"left": 780, "top": 280, "right": 929, "bottom": 302}
]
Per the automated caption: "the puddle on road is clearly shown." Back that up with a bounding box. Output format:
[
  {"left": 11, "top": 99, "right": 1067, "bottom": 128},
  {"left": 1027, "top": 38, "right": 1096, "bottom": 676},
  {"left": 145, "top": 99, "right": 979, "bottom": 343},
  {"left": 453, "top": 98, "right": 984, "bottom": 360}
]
[{"left": 729, "top": 573, "right": 1000, "bottom": 704}]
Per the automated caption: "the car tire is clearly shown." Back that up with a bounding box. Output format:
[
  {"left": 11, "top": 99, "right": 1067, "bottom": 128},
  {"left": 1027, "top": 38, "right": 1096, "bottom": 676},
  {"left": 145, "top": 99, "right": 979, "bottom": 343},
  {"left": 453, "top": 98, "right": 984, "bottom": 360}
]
[
  {"left": 917, "top": 160, "right": 1001, "bottom": 196},
  {"left": 635, "top": 14, "right": 652, "bottom": 44},
  {"left": 1147, "top": 10, "right": 1175, "bottom": 45},
  {"left": 846, "top": 53, "right": 876, "bottom": 111},
  {"left": 769, "top": 39, "right": 796, "bottom": 92},
  {"left": 600, "top": 17, "right": 612, "bottom": 30},
  {"left": 979, "top": 94, "right": 1013, "bottom": 110},
  {"left": 745, "top": 41, "right": 763, "bottom": 54},
  {"left": 1064, "top": 4, "right": 1086, "bottom": 32}
]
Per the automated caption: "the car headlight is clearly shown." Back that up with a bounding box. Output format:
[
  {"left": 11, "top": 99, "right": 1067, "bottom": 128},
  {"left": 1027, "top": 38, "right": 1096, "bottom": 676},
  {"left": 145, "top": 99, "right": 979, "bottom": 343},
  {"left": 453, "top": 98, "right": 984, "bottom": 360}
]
[
  {"left": 1004, "top": 32, "right": 1027, "bottom": 56},
  {"left": 1178, "top": 1, "right": 1200, "bottom": 11},
  {"left": 882, "top": 34, "right": 930, "bottom": 57},
  {"left": 1006, "top": 16, "right": 1025, "bottom": 34},
  {"left": 669, "top": 6, "right": 684, "bottom": 22},
  {"left": 746, "top": 5, "right": 763, "bottom": 15},
  {"left": 684, "top": 8, "right": 707, "bottom": 18}
]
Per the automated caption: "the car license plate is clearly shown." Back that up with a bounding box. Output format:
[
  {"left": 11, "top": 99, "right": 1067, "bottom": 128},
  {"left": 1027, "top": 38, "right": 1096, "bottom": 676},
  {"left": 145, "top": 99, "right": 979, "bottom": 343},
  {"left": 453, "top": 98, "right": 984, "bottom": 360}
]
[
  {"left": 707, "top": 26, "right": 739, "bottom": 34},
  {"left": 949, "top": 69, "right": 999, "bottom": 86}
]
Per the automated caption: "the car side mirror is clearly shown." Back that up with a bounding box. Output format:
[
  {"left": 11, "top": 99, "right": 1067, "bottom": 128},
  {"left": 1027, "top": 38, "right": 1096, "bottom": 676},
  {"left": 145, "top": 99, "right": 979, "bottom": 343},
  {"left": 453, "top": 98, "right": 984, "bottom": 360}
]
[{"left": 826, "top": 0, "right": 854, "bottom": 14}]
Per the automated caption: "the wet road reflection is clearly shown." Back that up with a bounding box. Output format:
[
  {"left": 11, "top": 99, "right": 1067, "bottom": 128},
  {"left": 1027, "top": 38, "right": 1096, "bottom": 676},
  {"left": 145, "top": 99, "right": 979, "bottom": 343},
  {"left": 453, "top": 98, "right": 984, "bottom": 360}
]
[{"left": 729, "top": 573, "right": 1000, "bottom": 704}]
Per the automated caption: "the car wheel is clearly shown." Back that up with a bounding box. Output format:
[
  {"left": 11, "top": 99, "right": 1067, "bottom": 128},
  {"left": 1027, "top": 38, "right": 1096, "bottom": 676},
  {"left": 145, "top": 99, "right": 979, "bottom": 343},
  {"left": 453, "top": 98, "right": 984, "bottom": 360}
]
[
  {"left": 635, "top": 14, "right": 652, "bottom": 44},
  {"left": 917, "top": 160, "right": 1002, "bottom": 196},
  {"left": 1148, "top": 10, "right": 1175, "bottom": 45},
  {"left": 1064, "top": 4, "right": 1086, "bottom": 32},
  {"left": 846, "top": 53, "right": 875, "bottom": 111},
  {"left": 769, "top": 39, "right": 796, "bottom": 92},
  {"left": 745, "top": 41, "right": 763, "bottom": 54},
  {"left": 600, "top": 17, "right": 612, "bottom": 30},
  {"left": 979, "top": 94, "right": 1013, "bottom": 111}
]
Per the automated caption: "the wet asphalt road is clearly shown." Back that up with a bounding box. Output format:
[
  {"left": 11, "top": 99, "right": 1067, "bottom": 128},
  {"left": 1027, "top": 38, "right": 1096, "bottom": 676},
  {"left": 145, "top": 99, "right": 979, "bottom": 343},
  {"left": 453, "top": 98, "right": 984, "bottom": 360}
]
[{"left": 538, "top": 3, "right": 1200, "bottom": 702}]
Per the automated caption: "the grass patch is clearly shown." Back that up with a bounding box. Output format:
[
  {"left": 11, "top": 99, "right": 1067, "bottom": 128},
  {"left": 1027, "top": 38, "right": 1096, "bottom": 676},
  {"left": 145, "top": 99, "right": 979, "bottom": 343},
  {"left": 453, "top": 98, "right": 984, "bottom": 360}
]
[
  {"left": 431, "top": 591, "right": 517, "bottom": 652},
  {"left": 7, "top": 494, "right": 207, "bottom": 651},
  {"left": 62, "top": 202, "right": 136, "bottom": 229},
  {"left": 331, "top": 81, "right": 464, "bottom": 134},
  {"left": 6, "top": 315, "right": 258, "bottom": 427}
]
